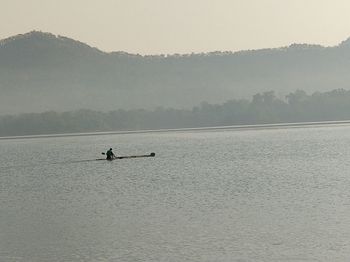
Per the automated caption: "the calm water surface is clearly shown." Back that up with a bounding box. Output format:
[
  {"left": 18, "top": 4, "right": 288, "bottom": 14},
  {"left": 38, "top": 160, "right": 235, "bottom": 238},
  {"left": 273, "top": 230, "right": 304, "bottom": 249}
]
[{"left": 2, "top": 125, "right": 350, "bottom": 262}]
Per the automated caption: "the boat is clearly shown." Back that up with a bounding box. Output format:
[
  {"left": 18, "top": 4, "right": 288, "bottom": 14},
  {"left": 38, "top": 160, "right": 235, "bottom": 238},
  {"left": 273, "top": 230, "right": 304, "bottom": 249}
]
[{"left": 97, "top": 152, "right": 155, "bottom": 161}]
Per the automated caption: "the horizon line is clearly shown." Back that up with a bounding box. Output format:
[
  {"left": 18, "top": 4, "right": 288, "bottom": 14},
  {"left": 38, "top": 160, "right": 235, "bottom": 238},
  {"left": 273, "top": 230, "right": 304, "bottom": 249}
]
[{"left": 1, "top": 30, "right": 348, "bottom": 56}]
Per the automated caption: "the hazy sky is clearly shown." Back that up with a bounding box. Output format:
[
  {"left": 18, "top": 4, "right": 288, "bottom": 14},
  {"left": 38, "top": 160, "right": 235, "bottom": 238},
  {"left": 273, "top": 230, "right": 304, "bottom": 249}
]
[{"left": 2, "top": 0, "right": 350, "bottom": 54}]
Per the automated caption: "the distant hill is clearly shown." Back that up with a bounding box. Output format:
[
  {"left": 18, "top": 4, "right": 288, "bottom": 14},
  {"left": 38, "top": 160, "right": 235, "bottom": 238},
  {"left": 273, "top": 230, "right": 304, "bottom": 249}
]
[{"left": 1, "top": 31, "right": 350, "bottom": 114}]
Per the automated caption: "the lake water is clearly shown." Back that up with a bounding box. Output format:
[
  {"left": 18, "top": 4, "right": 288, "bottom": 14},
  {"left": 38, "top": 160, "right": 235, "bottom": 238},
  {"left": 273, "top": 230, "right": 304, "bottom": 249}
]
[{"left": 2, "top": 125, "right": 350, "bottom": 262}]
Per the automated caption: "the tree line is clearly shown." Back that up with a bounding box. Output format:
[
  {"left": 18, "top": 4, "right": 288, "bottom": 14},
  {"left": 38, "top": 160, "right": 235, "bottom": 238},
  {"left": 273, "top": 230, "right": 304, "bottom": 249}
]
[{"left": 1, "top": 88, "right": 350, "bottom": 136}]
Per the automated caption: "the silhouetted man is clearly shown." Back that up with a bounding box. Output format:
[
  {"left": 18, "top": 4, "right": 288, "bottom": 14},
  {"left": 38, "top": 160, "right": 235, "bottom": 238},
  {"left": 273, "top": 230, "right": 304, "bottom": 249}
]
[{"left": 106, "top": 148, "right": 115, "bottom": 160}]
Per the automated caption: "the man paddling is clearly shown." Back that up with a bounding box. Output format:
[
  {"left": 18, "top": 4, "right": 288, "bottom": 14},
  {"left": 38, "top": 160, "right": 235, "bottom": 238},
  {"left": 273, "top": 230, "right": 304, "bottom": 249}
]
[{"left": 106, "top": 148, "right": 116, "bottom": 160}]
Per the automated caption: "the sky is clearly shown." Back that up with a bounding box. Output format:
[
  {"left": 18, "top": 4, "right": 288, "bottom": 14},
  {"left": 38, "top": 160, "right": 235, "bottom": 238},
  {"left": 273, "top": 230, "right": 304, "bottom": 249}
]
[{"left": 1, "top": 0, "right": 350, "bottom": 54}]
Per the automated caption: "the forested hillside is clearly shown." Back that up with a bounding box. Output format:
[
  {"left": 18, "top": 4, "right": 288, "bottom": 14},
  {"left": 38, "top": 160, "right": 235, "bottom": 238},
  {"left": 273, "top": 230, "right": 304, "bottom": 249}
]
[
  {"left": 2, "top": 89, "right": 350, "bottom": 136},
  {"left": 1, "top": 31, "right": 350, "bottom": 114}
]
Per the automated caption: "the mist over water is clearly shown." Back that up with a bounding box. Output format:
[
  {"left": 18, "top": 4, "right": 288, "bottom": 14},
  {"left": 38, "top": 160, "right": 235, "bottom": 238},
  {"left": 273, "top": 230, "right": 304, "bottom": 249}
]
[{"left": 2, "top": 125, "right": 350, "bottom": 261}]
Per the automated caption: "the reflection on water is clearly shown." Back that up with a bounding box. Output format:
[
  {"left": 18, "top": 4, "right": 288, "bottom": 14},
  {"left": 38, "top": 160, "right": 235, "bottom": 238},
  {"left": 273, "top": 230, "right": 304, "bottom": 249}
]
[{"left": 2, "top": 126, "right": 350, "bottom": 261}]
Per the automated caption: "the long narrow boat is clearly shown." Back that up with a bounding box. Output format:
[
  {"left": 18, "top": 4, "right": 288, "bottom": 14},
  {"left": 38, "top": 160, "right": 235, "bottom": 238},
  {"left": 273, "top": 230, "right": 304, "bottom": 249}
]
[{"left": 97, "top": 152, "right": 155, "bottom": 161}]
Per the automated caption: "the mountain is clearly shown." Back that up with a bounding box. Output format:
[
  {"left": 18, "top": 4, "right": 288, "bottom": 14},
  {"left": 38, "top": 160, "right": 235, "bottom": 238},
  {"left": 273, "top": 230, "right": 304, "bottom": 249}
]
[{"left": 1, "top": 31, "right": 350, "bottom": 114}]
